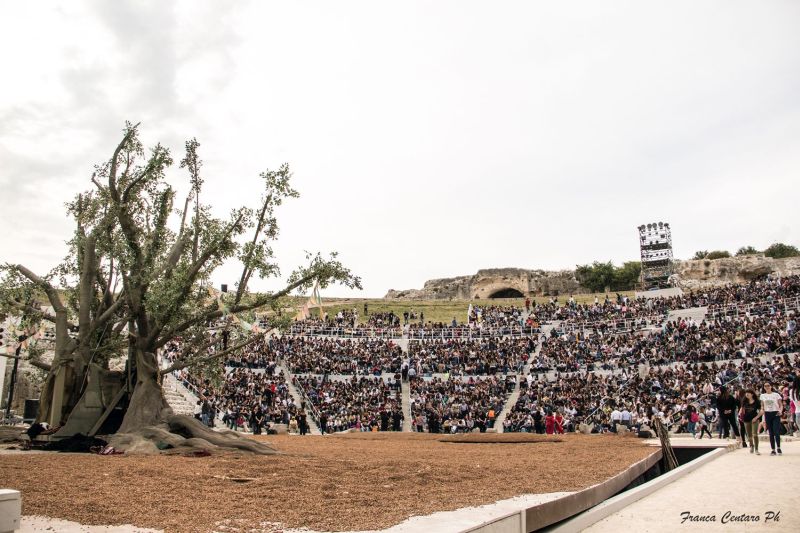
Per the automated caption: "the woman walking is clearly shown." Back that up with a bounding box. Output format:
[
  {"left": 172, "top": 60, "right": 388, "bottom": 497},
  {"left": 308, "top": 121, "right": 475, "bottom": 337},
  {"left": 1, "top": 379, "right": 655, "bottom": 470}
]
[
  {"left": 686, "top": 405, "right": 698, "bottom": 438},
  {"left": 789, "top": 376, "right": 800, "bottom": 437},
  {"left": 735, "top": 389, "right": 748, "bottom": 448},
  {"left": 739, "top": 389, "right": 761, "bottom": 455},
  {"left": 716, "top": 387, "right": 739, "bottom": 440},
  {"left": 759, "top": 382, "right": 783, "bottom": 456}
]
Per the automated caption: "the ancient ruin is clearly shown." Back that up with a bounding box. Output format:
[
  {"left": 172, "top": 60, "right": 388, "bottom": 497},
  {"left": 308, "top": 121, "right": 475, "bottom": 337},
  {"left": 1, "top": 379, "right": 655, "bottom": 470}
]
[{"left": 384, "top": 256, "right": 800, "bottom": 299}]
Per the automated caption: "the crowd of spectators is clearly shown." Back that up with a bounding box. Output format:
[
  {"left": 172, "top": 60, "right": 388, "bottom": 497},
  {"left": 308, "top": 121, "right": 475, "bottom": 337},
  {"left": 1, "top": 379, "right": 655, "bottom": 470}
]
[
  {"left": 294, "top": 375, "right": 404, "bottom": 433},
  {"left": 409, "top": 375, "right": 513, "bottom": 433},
  {"left": 407, "top": 337, "right": 534, "bottom": 376},
  {"left": 279, "top": 336, "right": 404, "bottom": 374},
  {"left": 173, "top": 364, "right": 298, "bottom": 434},
  {"left": 164, "top": 274, "right": 800, "bottom": 437},
  {"left": 530, "top": 294, "right": 669, "bottom": 327},
  {"left": 511, "top": 353, "right": 799, "bottom": 436},
  {"left": 530, "top": 313, "right": 799, "bottom": 374}
]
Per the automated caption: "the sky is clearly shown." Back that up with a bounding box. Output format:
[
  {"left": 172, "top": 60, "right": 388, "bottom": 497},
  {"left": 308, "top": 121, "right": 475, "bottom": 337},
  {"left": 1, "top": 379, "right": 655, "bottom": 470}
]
[{"left": 1, "top": 1, "right": 799, "bottom": 298}]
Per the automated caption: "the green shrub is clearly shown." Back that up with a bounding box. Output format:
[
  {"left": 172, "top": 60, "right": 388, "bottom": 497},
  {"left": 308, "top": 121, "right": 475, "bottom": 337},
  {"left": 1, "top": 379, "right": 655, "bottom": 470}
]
[{"left": 763, "top": 243, "right": 800, "bottom": 259}]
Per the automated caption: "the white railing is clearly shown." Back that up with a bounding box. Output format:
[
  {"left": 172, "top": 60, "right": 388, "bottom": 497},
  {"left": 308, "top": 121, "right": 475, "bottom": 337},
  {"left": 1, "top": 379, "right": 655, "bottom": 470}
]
[
  {"left": 287, "top": 325, "right": 404, "bottom": 338},
  {"left": 407, "top": 326, "right": 540, "bottom": 339},
  {"left": 706, "top": 295, "right": 800, "bottom": 319},
  {"left": 553, "top": 314, "right": 667, "bottom": 334}
]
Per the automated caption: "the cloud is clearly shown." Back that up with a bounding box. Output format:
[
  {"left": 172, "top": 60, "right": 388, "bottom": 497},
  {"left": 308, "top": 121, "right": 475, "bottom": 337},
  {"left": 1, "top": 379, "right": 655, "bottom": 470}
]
[{"left": 1, "top": 1, "right": 799, "bottom": 297}]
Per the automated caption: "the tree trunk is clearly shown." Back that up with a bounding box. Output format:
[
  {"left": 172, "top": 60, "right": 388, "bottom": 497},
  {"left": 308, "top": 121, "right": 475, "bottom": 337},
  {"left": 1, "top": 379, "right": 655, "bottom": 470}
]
[
  {"left": 117, "top": 350, "right": 169, "bottom": 433},
  {"left": 112, "top": 348, "right": 275, "bottom": 455}
]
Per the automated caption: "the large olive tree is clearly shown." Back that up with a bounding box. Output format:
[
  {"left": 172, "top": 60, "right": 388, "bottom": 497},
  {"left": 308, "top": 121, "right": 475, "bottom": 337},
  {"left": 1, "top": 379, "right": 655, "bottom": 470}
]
[{"left": 0, "top": 123, "right": 360, "bottom": 453}]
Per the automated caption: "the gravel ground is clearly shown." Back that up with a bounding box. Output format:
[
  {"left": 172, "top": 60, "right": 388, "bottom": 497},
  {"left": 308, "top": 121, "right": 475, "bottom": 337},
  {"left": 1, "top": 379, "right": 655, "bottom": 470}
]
[{"left": 0, "top": 432, "right": 655, "bottom": 533}]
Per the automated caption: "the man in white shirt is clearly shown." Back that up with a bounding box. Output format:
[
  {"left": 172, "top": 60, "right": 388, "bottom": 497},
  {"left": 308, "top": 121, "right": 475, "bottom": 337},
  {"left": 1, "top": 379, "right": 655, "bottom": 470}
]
[
  {"left": 610, "top": 408, "right": 622, "bottom": 432},
  {"left": 621, "top": 407, "right": 632, "bottom": 428}
]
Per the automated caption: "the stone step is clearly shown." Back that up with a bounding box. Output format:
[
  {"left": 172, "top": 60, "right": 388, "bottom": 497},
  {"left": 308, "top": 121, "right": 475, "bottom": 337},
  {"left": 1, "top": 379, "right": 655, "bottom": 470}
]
[
  {"left": 401, "top": 381, "right": 412, "bottom": 431},
  {"left": 279, "top": 363, "right": 321, "bottom": 435}
]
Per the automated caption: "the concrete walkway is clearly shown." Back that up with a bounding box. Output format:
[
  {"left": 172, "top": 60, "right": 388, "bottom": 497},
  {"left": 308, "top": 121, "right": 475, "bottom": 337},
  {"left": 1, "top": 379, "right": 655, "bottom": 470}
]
[
  {"left": 584, "top": 440, "right": 800, "bottom": 533},
  {"left": 401, "top": 381, "right": 412, "bottom": 431},
  {"left": 495, "top": 329, "right": 545, "bottom": 433},
  {"left": 279, "top": 363, "right": 321, "bottom": 435}
]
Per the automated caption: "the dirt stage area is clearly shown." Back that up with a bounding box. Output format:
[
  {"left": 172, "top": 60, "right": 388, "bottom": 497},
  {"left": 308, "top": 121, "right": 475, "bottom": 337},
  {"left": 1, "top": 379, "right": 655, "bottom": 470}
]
[{"left": 0, "top": 432, "right": 656, "bottom": 533}]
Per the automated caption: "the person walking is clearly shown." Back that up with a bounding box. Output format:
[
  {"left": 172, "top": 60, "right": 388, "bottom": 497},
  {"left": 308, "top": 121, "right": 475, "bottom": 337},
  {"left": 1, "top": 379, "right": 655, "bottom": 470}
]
[
  {"left": 697, "top": 410, "right": 713, "bottom": 439},
  {"left": 319, "top": 411, "right": 328, "bottom": 435},
  {"left": 735, "top": 389, "right": 748, "bottom": 448},
  {"left": 716, "top": 387, "right": 739, "bottom": 440},
  {"left": 759, "top": 382, "right": 783, "bottom": 456},
  {"left": 298, "top": 408, "right": 309, "bottom": 436},
  {"left": 789, "top": 376, "right": 800, "bottom": 438},
  {"left": 739, "top": 389, "right": 761, "bottom": 455},
  {"left": 686, "top": 405, "right": 698, "bottom": 438}
]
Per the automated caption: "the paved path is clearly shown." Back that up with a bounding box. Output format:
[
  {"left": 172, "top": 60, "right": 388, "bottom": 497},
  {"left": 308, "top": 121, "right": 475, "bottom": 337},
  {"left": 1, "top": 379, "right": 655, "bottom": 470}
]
[
  {"left": 279, "top": 363, "right": 321, "bottom": 435},
  {"left": 401, "top": 381, "right": 412, "bottom": 431},
  {"left": 667, "top": 306, "right": 708, "bottom": 324},
  {"left": 584, "top": 440, "right": 800, "bottom": 533},
  {"left": 495, "top": 328, "right": 546, "bottom": 433}
]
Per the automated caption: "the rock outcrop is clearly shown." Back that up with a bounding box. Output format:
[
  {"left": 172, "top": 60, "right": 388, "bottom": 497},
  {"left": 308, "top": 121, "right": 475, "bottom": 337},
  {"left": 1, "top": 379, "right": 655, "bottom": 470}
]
[
  {"left": 672, "top": 255, "right": 800, "bottom": 291},
  {"left": 384, "top": 256, "right": 800, "bottom": 300},
  {"left": 385, "top": 267, "right": 583, "bottom": 300}
]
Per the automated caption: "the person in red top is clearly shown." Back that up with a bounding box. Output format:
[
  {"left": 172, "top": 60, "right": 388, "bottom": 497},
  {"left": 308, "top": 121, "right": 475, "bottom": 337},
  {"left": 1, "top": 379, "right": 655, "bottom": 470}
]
[
  {"left": 545, "top": 411, "right": 555, "bottom": 434},
  {"left": 554, "top": 412, "right": 565, "bottom": 434}
]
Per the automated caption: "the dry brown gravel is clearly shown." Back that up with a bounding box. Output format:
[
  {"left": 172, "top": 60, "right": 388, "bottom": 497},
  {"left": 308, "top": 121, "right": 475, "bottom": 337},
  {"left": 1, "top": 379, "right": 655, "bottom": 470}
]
[{"left": 0, "top": 432, "right": 656, "bottom": 533}]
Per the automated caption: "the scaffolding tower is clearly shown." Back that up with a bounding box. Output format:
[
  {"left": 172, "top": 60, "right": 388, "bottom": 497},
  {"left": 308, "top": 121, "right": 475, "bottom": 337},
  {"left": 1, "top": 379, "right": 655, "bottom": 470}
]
[{"left": 638, "top": 222, "right": 674, "bottom": 289}]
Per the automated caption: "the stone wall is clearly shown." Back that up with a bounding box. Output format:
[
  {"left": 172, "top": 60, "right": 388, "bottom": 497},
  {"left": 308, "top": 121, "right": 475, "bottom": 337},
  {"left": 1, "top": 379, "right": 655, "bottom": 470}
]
[
  {"left": 672, "top": 255, "right": 800, "bottom": 291},
  {"left": 384, "top": 256, "right": 800, "bottom": 300},
  {"left": 385, "top": 267, "right": 584, "bottom": 300}
]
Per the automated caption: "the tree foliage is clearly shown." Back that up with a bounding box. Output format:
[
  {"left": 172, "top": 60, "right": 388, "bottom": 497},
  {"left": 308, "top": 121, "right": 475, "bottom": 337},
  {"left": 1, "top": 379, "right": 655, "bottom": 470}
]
[
  {"left": 736, "top": 246, "right": 759, "bottom": 256},
  {"left": 763, "top": 242, "right": 800, "bottom": 259},
  {"left": 705, "top": 250, "right": 731, "bottom": 260},
  {"left": 575, "top": 261, "right": 641, "bottom": 292}
]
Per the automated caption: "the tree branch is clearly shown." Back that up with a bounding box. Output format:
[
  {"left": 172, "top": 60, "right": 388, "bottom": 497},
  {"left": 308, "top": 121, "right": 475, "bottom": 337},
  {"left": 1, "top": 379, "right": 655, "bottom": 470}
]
[
  {"left": 147, "top": 213, "right": 245, "bottom": 346},
  {"left": 14, "top": 265, "right": 67, "bottom": 314},
  {"left": 0, "top": 352, "right": 52, "bottom": 372},
  {"left": 154, "top": 271, "right": 316, "bottom": 350},
  {"left": 108, "top": 124, "right": 140, "bottom": 202},
  {"left": 235, "top": 194, "right": 271, "bottom": 306},
  {"left": 78, "top": 233, "right": 98, "bottom": 348},
  {"left": 3, "top": 299, "right": 58, "bottom": 323},
  {"left": 159, "top": 333, "right": 265, "bottom": 376}
]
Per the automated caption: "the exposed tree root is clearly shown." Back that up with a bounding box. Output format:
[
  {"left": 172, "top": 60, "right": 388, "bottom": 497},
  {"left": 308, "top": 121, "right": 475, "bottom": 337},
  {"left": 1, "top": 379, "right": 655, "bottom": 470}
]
[{"left": 106, "top": 414, "right": 276, "bottom": 455}]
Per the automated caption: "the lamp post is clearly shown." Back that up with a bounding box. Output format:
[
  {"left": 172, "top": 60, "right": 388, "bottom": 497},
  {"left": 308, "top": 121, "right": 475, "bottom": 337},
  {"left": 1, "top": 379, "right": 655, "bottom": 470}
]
[{"left": 3, "top": 337, "right": 25, "bottom": 423}]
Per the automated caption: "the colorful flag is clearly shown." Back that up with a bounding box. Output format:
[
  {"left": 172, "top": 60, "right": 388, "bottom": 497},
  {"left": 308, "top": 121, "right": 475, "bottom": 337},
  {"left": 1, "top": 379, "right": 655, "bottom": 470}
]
[{"left": 295, "top": 280, "right": 322, "bottom": 321}]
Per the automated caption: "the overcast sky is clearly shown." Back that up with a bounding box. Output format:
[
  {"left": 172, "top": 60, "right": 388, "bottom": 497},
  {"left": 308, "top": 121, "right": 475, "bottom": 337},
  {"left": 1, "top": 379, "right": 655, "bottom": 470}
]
[{"left": 1, "top": 1, "right": 799, "bottom": 298}]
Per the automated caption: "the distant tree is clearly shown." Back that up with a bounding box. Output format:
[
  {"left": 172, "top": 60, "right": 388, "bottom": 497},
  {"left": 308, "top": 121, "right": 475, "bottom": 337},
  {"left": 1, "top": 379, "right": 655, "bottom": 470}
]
[
  {"left": 763, "top": 242, "right": 800, "bottom": 259},
  {"left": 736, "top": 246, "right": 760, "bottom": 256},
  {"left": 692, "top": 251, "right": 709, "bottom": 260},
  {"left": 611, "top": 261, "right": 642, "bottom": 291},
  {"left": 575, "top": 261, "right": 640, "bottom": 292},
  {"left": 575, "top": 261, "right": 615, "bottom": 293},
  {"left": 706, "top": 250, "right": 731, "bottom": 260}
]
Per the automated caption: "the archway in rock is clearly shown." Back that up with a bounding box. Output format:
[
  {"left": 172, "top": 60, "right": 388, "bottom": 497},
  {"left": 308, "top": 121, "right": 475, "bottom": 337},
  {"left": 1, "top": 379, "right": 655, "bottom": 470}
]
[{"left": 488, "top": 288, "right": 525, "bottom": 299}]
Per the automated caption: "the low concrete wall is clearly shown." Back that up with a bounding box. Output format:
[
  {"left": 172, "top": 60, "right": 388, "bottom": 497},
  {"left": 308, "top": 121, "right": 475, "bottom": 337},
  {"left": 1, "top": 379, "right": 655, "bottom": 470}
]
[
  {"left": 546, "top": 447, "right": 729, "bottom": 532},
  {"left": 465, "top": 449, "right": 663, "bottom": 533},
  {"left": 0, "top": 489, "right": 21, "bottom": 533},
  {"left": 463, "top": 512, "right": 524, "bottom": 533}
]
